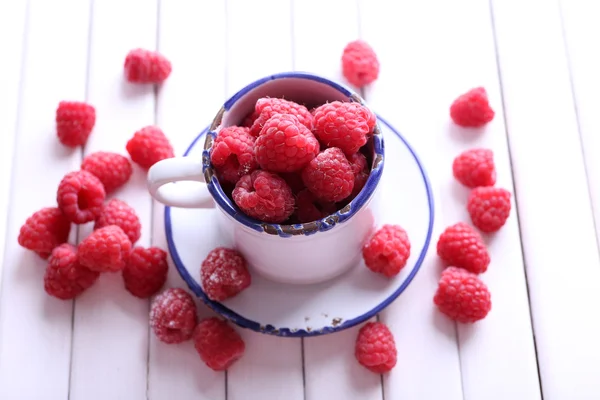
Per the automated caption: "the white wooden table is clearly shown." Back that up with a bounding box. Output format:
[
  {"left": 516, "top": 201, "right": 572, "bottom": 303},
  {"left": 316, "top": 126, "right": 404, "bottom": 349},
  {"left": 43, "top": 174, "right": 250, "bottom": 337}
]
[{"left": 1, "top": 0, "right": 599, "bottom": 399}]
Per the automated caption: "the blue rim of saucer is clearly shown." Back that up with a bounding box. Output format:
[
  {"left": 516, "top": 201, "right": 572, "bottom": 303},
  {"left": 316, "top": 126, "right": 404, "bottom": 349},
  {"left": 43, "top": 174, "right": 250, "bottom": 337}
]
[{"left": 164, "top": 116, "right": 435, "bottom": 337}]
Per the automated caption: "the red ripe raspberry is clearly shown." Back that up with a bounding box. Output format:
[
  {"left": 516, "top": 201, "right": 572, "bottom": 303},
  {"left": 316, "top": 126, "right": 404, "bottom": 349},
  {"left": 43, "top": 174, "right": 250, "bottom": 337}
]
[
  {"left": 250, "top": 97, "right": 313, "bottom": 137},
  {"left": 355, "top": 321, "right": 397, "bottom": 373},
  {"left": 78, "top": 225, "right": 132, "bottom": 273},
  {"left": 57, "top": 170, "right": 106, "bottom": 224},
  {"left": 18, "top": 207, "right": 71, "bottom": 258},
  {"left": 200, "top": 247, "right": 251, "bottom": 301},
  {"left": 124, "top": 48, "right": 172, "bottom": 84},
  {"left": 44, "top": 244, "right": 99, "bottom": 300},
  {"left": 301, "top": 147, "right": 354, "bottom": 203},
  {"left": 232, "top": 170, "right": 295, "bottom": 223},
  {"left": 123, "top": 246, "right": 168, "bottom": 298},
  {"left": 342, "top": 40, "right": 380, "bottom": 87},
  {"left": 434, "top": 266, "right": 492, "bottom": 323},
  {"left": 254, "top": 114, "right": 319, "bottom": 173},
  {"left": 467, "top": 187, "right": 512, "bottom": 233},
  {"left": 348, "top": 152, "right": 369, "bottom": 199},
  {"left": 362, "top": 224, "right": 411, "bottom": 277},
  {"left": 94, "top": 199, "right": 141, "bottom": 244},
  {"left": 56, "top": 101, "right": 96, "bottom": 147},
  {"left": 437, "top": 222, "right": 490, "bottom": 274},
  {"left": 126, "top": 126, "right": 175, "bottom": 169},
  {"left": 452, "top": 148, "right": 496, "bottom": 188},
  {"left": 150, "top": 288, "right": 198, "bottom": 344},
  {"left": 211, "top": 126, "right": 258, "bottom": 184},
  {"left": 296, "top": 189, "right": 336, "bottom": 223},
  {"left": 312, "top": 101, "right": 377, "bottom": 157},
  {"left": 193, "top": 317, "right": 245, "bottom": 371},
  {"left": 81, "top": 151, "right": 133, "bottom": 193},
  {"left": 450, "top": 87, "right": 495, "bottom": 127}
]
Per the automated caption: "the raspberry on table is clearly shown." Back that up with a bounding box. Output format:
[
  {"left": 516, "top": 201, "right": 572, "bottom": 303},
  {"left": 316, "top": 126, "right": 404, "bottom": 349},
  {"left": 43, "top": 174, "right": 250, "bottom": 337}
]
[
  {"left": 126, "top": 126, "right": 175, "bottom": 169},
  {"left": 348, "top": 152, "right": 369, "bottom": 199},
  {"left": 232, "top": 170, "right": 295, "bottom": 223},
  {"left": 452, "top": 148, "right": 496, "bottom": 188},
  {"left": 193, "top": 317, "right": 245, "bottom": 371},
  {"left": 57, "top": 170, "right": 106, "bottom": 224},
  {"left": 434, "top": 266, "right": 492, "bottom": 323},
  {"left": 44, "top": 243, "right": 99, "bottom": 300},
  {"left": 94, "top": 198, "right": 142, "bottom": 244},
  {"left": 81, "top": 151, "right": 133, "bottom": 193},
  {"left": 254, "top": 113, "right": 319, "bottom": 173},
  {"left": 362, "top": 224, "right": 411, "bottom": 277},
  {"left": 200, "top": 247, "right": 251, "bottom": 302},
  {"left": 124, "top": 48, "right": 172, "bottom": 84},
  {"left": 355, "top": 321, "right": 397, "bottom": 373},
  {"left": 56, "top": 101, "right": 96, "bottom": 147},
  {"left": 18, "top": 207, "right": 71, "bottom": 259},
  {"left": 210, "top": 126, "right": 258, "bottom": 184},
  {"left": 437, "top": 222, "right": 490, "bottom": 274},
  {"left": 123, "top": 246, "right": 168, "bottom": 298},
  {"left": 450, "top": 87, "right": 495, "bottom": 127},
  {"left": 301, "top": 147, "right": 355, "bottom": 203},
  {"left": 341, "top": 40, "right": 380, "bottom": 87},
  {"left": 150, "top": 288, "right": 198, "bottom": 344},
  {"left": 467, "top": 187, "right": 512, "bottom": 233},
  {"left": 295, "top": 189, "right": 337, "bottom": 223},
  {"left": 312, "top": 101, "right": 377, "bottom": 157},
  {"left": 78, "top": 225, "right": 132, "bottom": 273},
  {"left": 250, "top": 97, "right": 313, "bottom": 137}
]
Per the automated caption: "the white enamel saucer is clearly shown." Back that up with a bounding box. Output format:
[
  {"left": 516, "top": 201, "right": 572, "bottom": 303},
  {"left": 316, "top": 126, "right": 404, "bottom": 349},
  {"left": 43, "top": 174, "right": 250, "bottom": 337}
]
[{"left": 165, "top": 116, "right": 434, "bottom": 337}]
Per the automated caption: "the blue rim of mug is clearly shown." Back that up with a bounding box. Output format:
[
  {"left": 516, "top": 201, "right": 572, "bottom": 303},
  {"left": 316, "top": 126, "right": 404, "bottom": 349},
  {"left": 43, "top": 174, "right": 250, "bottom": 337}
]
[
  {"left": 200, "top": 71, "right": 384, "bottom": 238},
  {"left": 164, "top": 115, "right": 435, "bottom": 337}
]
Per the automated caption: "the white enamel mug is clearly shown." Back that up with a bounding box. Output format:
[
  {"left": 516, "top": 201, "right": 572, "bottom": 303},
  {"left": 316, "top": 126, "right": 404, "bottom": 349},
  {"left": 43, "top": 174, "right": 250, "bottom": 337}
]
[{"left": 147, "top": 72, "right": 385, "bottom": 285}]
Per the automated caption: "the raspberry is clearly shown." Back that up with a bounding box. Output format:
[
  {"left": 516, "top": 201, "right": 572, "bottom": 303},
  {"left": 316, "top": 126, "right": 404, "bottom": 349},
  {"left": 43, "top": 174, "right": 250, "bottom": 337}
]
[
  {"left": 242, "top": 110, "right": 259, "bottom": 128},
  {"left": 436, "top": 222, "right": 490, "bottom": 274},
  {"left": 254, "top": 114, "right": 319, "bottom": 173},
  {"left": 124, "top": 48, "right": 172, "bottom": 84},
  {"left": 341, "top": 40, "right": 380, "bottom": 87},
  {"left": 452, "top": 148, "right": 496, "bottom": 188},
  {"left": 312, "top": 101, "right": 376, "bottom": 156},
  {"left": 18, "top": 207, "right": 71, "bottom": 258},
  {"left": 362, "top": 224, "right": 411, "bottom": 277},
  {"left": 57, "top": 170, "right": 106, "bottom": 224},
  {"left": 55, "top": 101, "right": 96, "bottom": 147},
  {"left": 250, "top": 97, "right": 313, "bottom": 137},
  {"left": 232, "top": 170, "right": 295, "bottom": 223},
  {"left": 211, "top": 126, "right": 258, "bottom": 184},
  {"left": 150, "top": 288, "right": 198, "bottom": 344},
  {"left": 434, "top": 266, "right": 492, "bottom": 323},
  {"left": 200, "top": 247, "right": 251, "bottom": 301},
  {"left": 193, "top": 317, "right": 245, "bottom": 371},
  {"left": 44, "top": 244, "right": 99, "bottom": 300},
  {"left": 78, "top": 225, "right": 132, "bottom": 273},
  {"left": 81, "top": 151, "right": 133, "bottom": 193},
  {"left": 467, "top": 187, "right": 512, "bottom": 233},
  {"left": 348, "top": 152, "right": 369, "bottom": 199},
  {"left": 301, "top": 147, "right": 355, "bottom": 203},
  {"left": 126, "top": 126, "right": 175, "bottom": 169},
  {"left": 296, "top": 189, "right": 336, "bottom": 223},
  {"left": 123, "top": 246, "right": 168, "bottom": 298},
  {"left": 450, "top": 87, "right": 495, "bottom": 127},
  {"left": 355, "top": 321, "right": 397, "bottom": 373},
  {"left": 94, "top": 199, "right": 142, "bottom": 244}
]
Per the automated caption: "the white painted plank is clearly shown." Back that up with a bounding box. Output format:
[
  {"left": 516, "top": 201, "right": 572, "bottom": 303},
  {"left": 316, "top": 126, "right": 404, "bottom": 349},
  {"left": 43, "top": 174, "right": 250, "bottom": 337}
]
[
  {"left": 0, "top": 1, "right": 90, "bottom": 399},
  {"left": 0, "top": 1, "right": 27, "bottom": 287},
  {"left": 491, "top": 0, "right": 600, "bottom": 398},
  {"left": 293, "top": 1, "right": 382, "bottom": 399},
  {"left": 69, "top": 1, "right": 157, "bottom": 399},
  {"left": 225, "top": 1, "right": 304, "bottom": 399},
  {"left": 148, "top": 1, "right": 227, "bottom": 398},
  {"left": 361, "top": 0, "right": 541, "bottom": 399}
]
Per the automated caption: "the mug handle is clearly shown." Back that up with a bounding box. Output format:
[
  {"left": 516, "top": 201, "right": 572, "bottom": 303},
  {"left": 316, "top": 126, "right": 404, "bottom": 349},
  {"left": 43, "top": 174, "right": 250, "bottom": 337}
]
[{"left": 147, "top": 157, "right": 214, "bottom": 208}]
